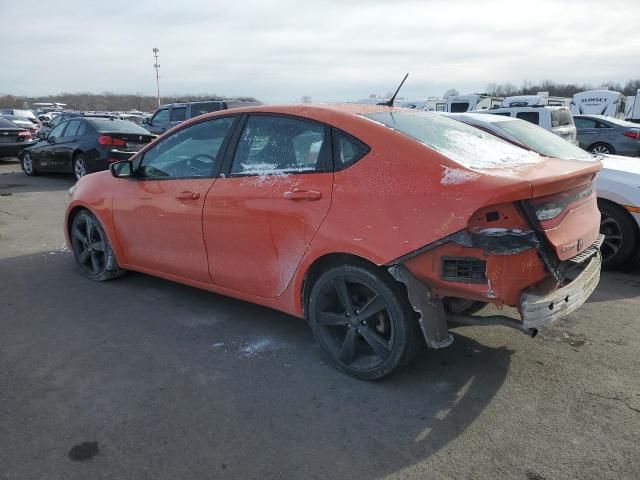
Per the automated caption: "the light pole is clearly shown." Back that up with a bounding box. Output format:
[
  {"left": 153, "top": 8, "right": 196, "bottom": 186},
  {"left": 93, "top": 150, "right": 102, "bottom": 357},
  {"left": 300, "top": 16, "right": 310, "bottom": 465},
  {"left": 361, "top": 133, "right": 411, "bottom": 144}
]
[{"left": 153, "top": 48, "right": 161, "bottom": 107}]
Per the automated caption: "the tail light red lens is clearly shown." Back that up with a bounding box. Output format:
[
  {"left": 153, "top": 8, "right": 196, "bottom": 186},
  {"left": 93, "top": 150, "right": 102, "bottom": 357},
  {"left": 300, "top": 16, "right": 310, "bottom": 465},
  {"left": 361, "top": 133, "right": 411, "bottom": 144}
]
[
  {"left": 527, "top": 183, "right": 595, "bottom": 229},
  {"left": 17, "top": 131, "right": 31, "bottom": 140},
  {"left": 623, "top": 130, "right": 640, "bottom": 140},
  {"left": 98, "top": 135, "right": 126, "bottom": 146}
]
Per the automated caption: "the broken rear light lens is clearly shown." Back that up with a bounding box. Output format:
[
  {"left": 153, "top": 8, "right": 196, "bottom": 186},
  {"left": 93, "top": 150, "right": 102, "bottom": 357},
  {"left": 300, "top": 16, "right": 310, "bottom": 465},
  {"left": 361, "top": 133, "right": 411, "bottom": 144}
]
[{"left": 527, "top": 183, "right": 595, "bottom": 229}]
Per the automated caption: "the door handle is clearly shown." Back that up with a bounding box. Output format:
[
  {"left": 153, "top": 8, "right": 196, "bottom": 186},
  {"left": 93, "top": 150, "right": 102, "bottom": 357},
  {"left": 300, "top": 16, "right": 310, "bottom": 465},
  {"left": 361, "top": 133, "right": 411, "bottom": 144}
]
[
  {"left": 175, "top": 191, "right": 200, "bottom": 200},
  {"left": 283, "top": 189, "right": 322, "bottom": 201}
]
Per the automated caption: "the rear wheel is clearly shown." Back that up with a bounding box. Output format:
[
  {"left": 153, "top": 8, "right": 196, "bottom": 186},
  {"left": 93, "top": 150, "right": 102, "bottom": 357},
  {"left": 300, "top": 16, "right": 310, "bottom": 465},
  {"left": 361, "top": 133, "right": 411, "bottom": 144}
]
[
  {"left": 588, "top": 143, "right": 614, "bottom": 155},
  {"left": 70, "top": 210, "right": 125, "bottom": 281},
  {"left": 73, "top": 154, "right": 87, "bottom": 180},
  {"left": 599, "top": 200, "right": 638, "bottom": 269},
  {"left": 308, "top": 263, "right": 420, "bottom": 380},
  {"left": 21, "top": 152, "right": 37, "bottom": 176}
]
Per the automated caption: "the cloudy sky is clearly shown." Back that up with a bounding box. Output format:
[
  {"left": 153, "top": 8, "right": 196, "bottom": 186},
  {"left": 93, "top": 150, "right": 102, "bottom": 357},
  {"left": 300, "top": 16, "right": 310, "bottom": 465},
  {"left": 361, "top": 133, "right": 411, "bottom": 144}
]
[{"left": 1, "top": 0, "right": 638, "bottom": 103}]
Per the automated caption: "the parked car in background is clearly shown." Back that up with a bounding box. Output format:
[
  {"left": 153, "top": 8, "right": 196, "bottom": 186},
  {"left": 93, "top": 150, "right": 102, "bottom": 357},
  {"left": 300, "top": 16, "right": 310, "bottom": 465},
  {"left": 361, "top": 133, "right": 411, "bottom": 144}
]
[
  {"left": 144, "top": 99, "right": 261, "bottom": 135},
  {"left": 66, "top": 105, "right": 602, "bottom": 379},
  {"left": 0, "top": 115, "right": 40, "bottom": 136},
  {"left": 20, "top": 117, "right": 155, "bottom": 180},
  {"left": 0, "top": 117, "right": 37, "bottom": 158},
  {"left": 573, "top": 115, "right": 640, "bottom": 156},
  {"left": 0, "top": 109, "right": 39, "bottom": 124},
  {"left": 481, "top": 106, "right": 578, "bottom": 144},
  {"left": 447, "top": 112, "right": 640, "bottom": 268},
  {"left": 40, "top": 111, "right": 83, "bottom": 133}
]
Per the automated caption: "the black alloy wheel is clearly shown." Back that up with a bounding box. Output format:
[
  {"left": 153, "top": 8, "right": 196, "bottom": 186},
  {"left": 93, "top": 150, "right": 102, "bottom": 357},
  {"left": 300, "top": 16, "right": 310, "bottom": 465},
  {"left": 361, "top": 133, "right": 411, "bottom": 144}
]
[
  {"left": 70, "top": 210, "right": 125, "bottom": 281},
  {"left": 308, "top": 263, "right": 420, "bottom": 380}
]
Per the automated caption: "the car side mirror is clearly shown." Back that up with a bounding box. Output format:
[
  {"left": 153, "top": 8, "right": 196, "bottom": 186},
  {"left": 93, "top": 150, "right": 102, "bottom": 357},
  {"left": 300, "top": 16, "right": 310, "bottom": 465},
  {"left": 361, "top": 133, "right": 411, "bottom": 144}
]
[
  {"left": 110, "top": 160, "right": 133, "bottom": 178},
  {"left": 143, "top": 118, "right": 150, "bottom": 125}
]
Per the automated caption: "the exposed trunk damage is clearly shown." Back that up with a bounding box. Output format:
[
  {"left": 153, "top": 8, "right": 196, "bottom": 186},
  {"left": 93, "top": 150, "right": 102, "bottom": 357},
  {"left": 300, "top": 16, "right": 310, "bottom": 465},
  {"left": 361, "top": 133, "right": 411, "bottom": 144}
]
[{"left": 388, "top": 226, "right": 604, "bottom": 349}]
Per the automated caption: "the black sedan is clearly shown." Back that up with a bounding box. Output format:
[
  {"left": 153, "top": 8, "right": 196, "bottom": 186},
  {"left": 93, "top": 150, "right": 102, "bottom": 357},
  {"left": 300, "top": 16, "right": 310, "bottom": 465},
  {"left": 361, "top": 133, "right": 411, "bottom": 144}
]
[
  {"left": 0, "top": 118, "right": 37, "bottom": 158},
  {"left": 20, "top": 117, "right": 155, "bottom": 179}
]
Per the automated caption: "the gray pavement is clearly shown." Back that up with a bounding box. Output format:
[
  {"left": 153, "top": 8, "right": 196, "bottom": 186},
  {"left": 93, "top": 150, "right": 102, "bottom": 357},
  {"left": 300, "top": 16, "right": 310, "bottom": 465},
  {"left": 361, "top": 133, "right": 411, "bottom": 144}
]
[{"left": 1, "top": 158, "right": 639, "bottom": 480}]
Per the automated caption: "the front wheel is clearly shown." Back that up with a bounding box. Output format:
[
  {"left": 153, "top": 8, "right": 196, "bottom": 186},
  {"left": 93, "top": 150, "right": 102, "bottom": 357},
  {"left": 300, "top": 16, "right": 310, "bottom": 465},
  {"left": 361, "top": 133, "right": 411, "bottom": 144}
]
[
  {"left": 599, "top": 200, "right": 638, "bottom": 269},
  {"left": 308, "top": 263, "right": 420, "bottom": 380},
  {"left": 70, "top": 210, "right": 125, "bottom": 281}
]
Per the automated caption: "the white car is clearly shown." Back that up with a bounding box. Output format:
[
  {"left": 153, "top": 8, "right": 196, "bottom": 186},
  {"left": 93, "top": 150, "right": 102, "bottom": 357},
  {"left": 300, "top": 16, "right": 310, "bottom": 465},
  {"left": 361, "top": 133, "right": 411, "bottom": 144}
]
[
  {"left": 477, "top": 106, "right": 578, "bottom": 145},
  {"left": 446, "top": 113, "right": 640, "bottom": 268}
]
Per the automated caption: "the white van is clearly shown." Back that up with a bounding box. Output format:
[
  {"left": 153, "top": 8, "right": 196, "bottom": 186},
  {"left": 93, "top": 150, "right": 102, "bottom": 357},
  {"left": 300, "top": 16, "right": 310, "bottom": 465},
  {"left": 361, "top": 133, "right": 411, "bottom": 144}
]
[
  {"left": 481, "top": 106, "right": 578, "bottom": 144},
  {"left": 501, "top": 92, "right": 570, "bottom": 108},
  {"left": 445, "top": 94, "right": 502, "bottom": 112},
  {"left": 398, "top": 97, "right": 446, "bottom": 111},
  {"left": 570, "top": 90, "right": 627, "bottom": 119}
]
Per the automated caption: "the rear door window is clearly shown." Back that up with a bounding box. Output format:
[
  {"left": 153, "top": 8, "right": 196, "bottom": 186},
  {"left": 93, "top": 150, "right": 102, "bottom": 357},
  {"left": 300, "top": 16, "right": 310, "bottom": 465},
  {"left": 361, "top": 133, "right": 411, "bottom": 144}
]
[
  {"left": 230, "top": 115, "right": 329, "bottom": 175},
  {"left": 515, "top": 112, "right": 540, "bottom": 125},
  {"left": 574, "top": 118, "right": 597, "bottom": 129},
  {"left": 170, "top": 107, "right": 186, "bottom": 122},
  {"left": 62, "top": 120, "right": 81, "bottom": 137}
]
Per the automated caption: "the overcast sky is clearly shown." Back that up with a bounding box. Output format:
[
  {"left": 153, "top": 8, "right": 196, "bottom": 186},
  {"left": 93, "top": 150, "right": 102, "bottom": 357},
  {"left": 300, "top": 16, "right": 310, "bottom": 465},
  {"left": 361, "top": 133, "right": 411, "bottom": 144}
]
[{"left": 1, "top": 0, "right": 638, "bottom": 103}]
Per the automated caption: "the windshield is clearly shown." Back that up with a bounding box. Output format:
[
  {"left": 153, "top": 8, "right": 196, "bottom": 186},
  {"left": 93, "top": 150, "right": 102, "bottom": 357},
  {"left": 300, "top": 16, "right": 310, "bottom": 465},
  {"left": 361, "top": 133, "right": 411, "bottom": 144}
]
[
  {"left": 363, "top": 111, "right": 542, "bottom": 169},
  {"left": 495, "top": 119, "right": 592, "bottom": 160}
]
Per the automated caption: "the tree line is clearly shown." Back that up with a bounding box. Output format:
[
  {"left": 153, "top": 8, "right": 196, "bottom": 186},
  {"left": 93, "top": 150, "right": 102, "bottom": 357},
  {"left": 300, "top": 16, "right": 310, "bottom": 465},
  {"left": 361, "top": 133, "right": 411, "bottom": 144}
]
[
  {"left": 0, "top": 92, "right": 260, "bottom": 112},
  {"left": 484, "top": 79, "right": 640, "bottom": 98}
]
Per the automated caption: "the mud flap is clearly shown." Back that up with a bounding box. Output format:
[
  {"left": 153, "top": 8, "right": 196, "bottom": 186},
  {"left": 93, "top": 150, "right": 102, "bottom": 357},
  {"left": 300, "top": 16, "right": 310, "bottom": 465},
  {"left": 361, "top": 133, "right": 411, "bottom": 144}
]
[{"left": 388, "top": 264, "right": 454, "bottom": 349}]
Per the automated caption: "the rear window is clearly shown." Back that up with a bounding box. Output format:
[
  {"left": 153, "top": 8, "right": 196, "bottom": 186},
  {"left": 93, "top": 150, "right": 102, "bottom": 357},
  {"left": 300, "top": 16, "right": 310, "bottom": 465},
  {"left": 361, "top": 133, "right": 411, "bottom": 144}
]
[
  {"left": 87, "top": 119, "right": 150, "bottom": 134},
  {"left": 515, "top": 111, "right": 540, "bottom": 125},
  {"left": 550, "top": 109, "right": 573, "bottom": 127},
  {"left": 449, "top": 102, "right": 470, "bottom": 113},
  {"left": 363, "top": 111, "right": 541, "bottom": 169},
  {"left": 0, "top": 118, "right": 18, "bottom": 128}
]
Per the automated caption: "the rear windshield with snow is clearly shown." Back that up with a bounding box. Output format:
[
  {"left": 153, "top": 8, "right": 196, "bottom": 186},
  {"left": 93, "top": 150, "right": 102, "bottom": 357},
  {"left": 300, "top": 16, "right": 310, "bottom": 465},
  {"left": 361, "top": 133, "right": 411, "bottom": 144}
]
[{"left": 363, "top": 111, "right": 541, "bottom": 169}]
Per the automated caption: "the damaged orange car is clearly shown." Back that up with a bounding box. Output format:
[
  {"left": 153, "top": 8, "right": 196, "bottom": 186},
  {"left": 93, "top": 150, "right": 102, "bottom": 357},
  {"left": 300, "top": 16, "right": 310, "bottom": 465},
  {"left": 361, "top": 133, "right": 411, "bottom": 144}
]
[{"left": 65, "top": 105, "right": 603, "bottom": 379}]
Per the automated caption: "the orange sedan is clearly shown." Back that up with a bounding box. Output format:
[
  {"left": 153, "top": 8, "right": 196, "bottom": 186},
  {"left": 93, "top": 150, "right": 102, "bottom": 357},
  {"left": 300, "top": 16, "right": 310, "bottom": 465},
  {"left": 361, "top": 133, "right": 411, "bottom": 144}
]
[{"left": 65, "top": 105, "right": 603, "bottom": 379}]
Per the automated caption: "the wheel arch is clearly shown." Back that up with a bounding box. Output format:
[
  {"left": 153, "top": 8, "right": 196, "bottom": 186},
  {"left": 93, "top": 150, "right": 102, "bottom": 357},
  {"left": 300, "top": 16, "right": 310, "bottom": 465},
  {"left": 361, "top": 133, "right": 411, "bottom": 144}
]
[
  {"left": 65, "top": 203, "right": 123, "bottom": 265},
  {"left": 598, "top": 197, "right": 640, "bottom": 237},
  {"left": 300, "top": 252, "right": 384, "bottom": 319},
  {"left": 588, "top": 142, "right": 615, "bottom": 154}
]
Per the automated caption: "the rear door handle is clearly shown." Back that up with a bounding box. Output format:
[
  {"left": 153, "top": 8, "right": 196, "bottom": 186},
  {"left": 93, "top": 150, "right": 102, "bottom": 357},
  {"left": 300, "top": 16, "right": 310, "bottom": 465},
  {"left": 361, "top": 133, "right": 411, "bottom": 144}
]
[
  {"left": 175, "top": 191, "right": 200, "bottom": 200},
  {"left": 283, "top": 189, "right": 322, "bottom": 201}
]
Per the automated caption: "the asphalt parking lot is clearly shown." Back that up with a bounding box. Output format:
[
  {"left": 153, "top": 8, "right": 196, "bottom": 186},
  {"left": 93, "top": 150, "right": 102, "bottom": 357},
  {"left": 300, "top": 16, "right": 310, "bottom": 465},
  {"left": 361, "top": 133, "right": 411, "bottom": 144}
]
[{"left": 1, "top": 158, "right": 639, "bottom": 480}]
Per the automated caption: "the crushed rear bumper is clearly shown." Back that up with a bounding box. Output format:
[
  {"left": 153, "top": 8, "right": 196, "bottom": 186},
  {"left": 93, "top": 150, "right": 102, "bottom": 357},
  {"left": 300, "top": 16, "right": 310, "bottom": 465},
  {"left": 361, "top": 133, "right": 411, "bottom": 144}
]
[{"left": 520, "top": 249, "right": 601, "bottom": 330}]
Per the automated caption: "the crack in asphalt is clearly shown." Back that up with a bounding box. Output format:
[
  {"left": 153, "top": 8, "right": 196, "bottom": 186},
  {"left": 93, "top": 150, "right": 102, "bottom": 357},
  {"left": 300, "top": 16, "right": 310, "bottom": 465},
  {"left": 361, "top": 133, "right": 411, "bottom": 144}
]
[{"left": 586, "top": 391, "right": 640, "bottom": 414}]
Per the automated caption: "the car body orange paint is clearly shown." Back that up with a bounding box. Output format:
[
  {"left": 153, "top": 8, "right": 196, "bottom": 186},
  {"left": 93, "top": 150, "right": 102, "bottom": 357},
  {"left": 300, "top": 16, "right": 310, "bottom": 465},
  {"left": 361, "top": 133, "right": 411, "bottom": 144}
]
[{"left": 65, "top": 104, "right": 602, "bottom": 322}]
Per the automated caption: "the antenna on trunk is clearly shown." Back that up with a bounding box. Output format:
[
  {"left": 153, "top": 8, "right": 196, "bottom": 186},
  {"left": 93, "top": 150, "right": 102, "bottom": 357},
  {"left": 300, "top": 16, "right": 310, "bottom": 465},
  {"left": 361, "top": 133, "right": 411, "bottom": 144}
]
[{"left": 378, "top": 73, "right": 409, "bottom": 107}]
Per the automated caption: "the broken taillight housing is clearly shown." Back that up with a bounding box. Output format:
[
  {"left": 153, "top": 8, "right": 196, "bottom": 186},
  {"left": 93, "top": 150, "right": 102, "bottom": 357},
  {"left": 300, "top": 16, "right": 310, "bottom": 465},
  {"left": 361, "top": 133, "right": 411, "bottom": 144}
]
[{"left": 527, "top": 183, "right": 595, "bottom": 229}]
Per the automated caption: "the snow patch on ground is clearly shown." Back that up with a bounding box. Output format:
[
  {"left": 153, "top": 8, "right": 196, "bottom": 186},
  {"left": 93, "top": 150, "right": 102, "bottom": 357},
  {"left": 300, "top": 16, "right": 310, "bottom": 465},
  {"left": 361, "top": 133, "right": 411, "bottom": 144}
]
[
  {"left": 440, "top": 167, "right": 480, "bottom": 185},
  {"left": 238, "top": 337, "right": 283, "bottom": 358}
]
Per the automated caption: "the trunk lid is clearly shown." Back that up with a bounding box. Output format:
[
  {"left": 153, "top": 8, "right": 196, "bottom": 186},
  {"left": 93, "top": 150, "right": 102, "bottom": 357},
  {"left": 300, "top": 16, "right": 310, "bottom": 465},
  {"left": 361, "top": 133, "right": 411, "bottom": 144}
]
[{"left": 106, "top": 132, "right": 155, "bottom": 152}]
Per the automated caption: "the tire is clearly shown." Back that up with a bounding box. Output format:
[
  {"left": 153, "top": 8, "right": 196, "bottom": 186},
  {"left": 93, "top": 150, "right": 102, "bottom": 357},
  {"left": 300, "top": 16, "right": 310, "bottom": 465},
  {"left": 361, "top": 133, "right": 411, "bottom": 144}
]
[
  {"left": 73, "top": 154, "right": 88, "bottom": 180},
  {"left": 70, "top": 210, "right": 125, "bottom": 281},
  {"left": 307, "top": 263, "right": 421, "bottom": 380},
  {"left": 588, "top": 143, "right": 614, "bottom": 155},
  {"left": 21, "top": 151, "right": 37, "bottom": 176},
  {"left": 598, "top": 200, "right": 638, "bottom": 269}
]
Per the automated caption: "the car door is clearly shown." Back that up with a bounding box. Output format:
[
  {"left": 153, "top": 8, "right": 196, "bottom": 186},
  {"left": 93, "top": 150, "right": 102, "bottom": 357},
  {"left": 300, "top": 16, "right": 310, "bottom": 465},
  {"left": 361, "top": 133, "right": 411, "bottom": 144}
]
[
  {"left": 574, "top": 118, "right": 601, "bottom": 148},
  {"left": 203, "top": 114, "right": 333, "bottom": 298},
  {"left": 147, "top": 108, "right": 170, "bottom": 135},
  {"left": 53, "top": 119, "right": 82, "bottom": 170},
  {"left": 112, "top": 116, "right": 238, "bottom": 283},
  {"left": 34, "top": 122, "right": 67, "bottom": 171}
]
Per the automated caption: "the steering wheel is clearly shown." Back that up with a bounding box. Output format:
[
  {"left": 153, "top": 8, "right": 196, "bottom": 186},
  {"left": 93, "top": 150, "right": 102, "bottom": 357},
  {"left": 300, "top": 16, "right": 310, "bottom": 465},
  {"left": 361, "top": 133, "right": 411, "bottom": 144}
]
[{"left": 185, "top": 153, "right": 216, "bottom": 175}]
